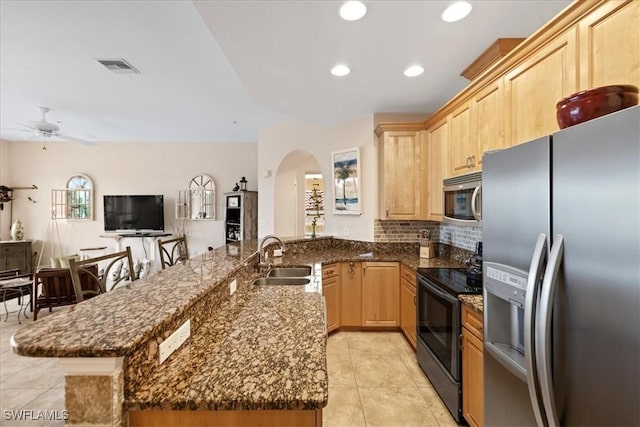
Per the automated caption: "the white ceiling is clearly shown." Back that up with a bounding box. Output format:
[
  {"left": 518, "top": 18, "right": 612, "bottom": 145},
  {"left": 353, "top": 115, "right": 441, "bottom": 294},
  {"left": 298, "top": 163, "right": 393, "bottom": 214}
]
[{"left": 0, "top": 0, "right": 572, "bottom": 144}]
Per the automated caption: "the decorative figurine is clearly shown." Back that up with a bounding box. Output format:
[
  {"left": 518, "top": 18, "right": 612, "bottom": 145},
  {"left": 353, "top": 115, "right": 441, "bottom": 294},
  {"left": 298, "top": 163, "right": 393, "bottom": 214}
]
[{"left": 232, "top": 183, "right": 240, "bottom": 191}]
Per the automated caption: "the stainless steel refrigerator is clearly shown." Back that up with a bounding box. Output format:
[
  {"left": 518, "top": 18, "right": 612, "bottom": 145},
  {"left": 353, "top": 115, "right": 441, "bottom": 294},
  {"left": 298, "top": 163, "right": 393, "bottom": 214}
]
[{"left": 482, "top": 105, "right": 639, "bottom": 426}]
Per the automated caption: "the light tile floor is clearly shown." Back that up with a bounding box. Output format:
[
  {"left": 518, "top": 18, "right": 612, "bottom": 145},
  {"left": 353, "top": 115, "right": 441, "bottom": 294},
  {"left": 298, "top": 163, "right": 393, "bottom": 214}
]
[
  {"left": 323, "top": 331, "right": 458, "bottom": 427},
  {"left": 1, "top": 300, "right": 65, "bottom": 426},
  {"left": 1, "top": 300, "right": 457, "bottom": 426}
]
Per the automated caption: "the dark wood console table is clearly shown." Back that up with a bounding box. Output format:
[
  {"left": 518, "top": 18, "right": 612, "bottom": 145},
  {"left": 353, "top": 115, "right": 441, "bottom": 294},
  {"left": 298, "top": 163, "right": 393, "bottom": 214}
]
[{"left": 0, "top": 240, "right": 33, "bottom": 277}]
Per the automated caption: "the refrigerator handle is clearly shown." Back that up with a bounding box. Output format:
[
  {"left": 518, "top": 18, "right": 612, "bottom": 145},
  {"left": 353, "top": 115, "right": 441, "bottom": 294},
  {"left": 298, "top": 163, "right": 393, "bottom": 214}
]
[
  {"left": 471, "top": 186, "right": 482, "bottom": 221},
  {"left": 524, "top": 233, "right": 548, "bottom": 427},
  {"left": 536, "top": 234, "right": 564, "bottom": 427}
]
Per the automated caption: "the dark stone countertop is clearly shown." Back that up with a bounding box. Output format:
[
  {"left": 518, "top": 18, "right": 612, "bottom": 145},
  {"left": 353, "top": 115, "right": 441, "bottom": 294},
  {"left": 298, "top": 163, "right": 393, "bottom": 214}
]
[
  {"left": 459, "top": 294, "right": 484, "bottom": 314},
  {"left": 11, "top": 236, "right": 466, "bottom": 411}
]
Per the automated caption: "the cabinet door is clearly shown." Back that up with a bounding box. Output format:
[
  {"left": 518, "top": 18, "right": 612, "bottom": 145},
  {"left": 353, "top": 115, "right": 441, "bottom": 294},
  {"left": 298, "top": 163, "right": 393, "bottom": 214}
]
[
  {"left": 504, "top": 27, "right": 577, "bottom": 146},
  {"left": 473, "top": 80, "right": 505, "bottom": 170},
  {"left": 361, "top": 262, "right": 399, "bottom": 327},
  {"left": 578, "top": 0, "right": 640, "bottom": 90},
  {"left": 340, "top": 261, "right": 362, "bottom": 327},
  {"left": 323, "top": 275, "right": 340, "bottom": 333},
  {"left": 400, "top": 278, "right": 417, "bottom": 349},
  {"left": 427, "top": 119, "right": 448, "bottom": 221},
  {"left": 462, "top": 326, "right": 484, "bottom": 427},
  {"left": 0, "top": 242, "right": 32, "bottom": 276},
  {"left": 381, "top": 131, "right": 427, "bottom": 220},
  {"left": 448, "top": 103, "right": 476, "bottom": 176}
]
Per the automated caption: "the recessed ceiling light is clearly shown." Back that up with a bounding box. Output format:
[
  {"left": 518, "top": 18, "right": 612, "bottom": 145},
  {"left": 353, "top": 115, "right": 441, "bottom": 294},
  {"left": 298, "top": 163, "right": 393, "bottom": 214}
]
[
  {"left": 339, "top": 1, "right": 367, "bottom": 21},
  {"left": 404, "top": 65, "right": 424, "bottom": 77},
  {"left": 441, "top": 1, "right": 472, "bottom": 23},
  {"left": 331, "top": 65, "right": 351, "bottom": 77}
]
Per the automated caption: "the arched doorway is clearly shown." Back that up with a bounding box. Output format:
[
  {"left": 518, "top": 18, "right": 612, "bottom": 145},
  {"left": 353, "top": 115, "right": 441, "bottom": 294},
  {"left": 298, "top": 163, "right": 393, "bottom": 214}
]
[{"left": 274, "top": 150, "right": 324, "bottom": 237}]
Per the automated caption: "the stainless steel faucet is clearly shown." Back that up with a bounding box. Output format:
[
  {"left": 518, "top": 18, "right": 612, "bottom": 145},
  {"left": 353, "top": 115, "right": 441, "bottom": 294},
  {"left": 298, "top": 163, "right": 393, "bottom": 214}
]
[{"left": 258, "top": 235, "right": 286, "bottom": 267}]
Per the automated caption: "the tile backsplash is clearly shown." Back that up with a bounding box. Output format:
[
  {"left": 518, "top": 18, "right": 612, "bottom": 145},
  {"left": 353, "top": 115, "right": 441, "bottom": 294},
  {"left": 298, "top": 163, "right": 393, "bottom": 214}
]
[{"left": 374, "top": 220, "right": 482, "bottom": 252}]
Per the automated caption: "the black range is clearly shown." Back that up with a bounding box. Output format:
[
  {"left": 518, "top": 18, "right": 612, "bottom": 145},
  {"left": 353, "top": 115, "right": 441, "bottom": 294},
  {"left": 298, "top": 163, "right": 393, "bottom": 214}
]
[
  {"left": 416, "top": 267, "right": 483, "bottom": 296},
  {"left": 415, "top": 267, "right": 482, "bottom": 423}
]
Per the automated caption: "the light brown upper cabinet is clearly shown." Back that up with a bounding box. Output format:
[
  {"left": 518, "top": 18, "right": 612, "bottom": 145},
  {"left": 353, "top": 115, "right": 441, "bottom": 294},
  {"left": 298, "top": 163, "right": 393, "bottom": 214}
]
[
  {"left": 504, "top": 27, "right": 578, "bottom": 146},
  {"left": 447, "top": 80, "right": 506, "bottom": 176},
  {"left": 578, "top": 0, "right": 639, "bottom": 90},
  {"left": 381, "top": 2, "right": 637, "bottom": 188},
  {"left": 376, "top": 124, "right": 428, "bottom": 220},
  {"left": 427, "top": 119, "right": 448, "bottom": 221},
  {"left": 448, "top": 103, "right": 476, "bottom": 176},
  {"left": 473, "top": 80, "right": 506, "bottom": 169}
]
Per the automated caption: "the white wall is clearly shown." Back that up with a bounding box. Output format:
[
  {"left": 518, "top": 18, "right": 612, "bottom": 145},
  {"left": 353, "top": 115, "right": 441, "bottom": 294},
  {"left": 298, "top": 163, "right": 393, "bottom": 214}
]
[
  {"left": 258, "top": 115, "right": 377, "bottom": 241},
  {"left": 2, "top": 140, "right": 257, "bottom": 264}
]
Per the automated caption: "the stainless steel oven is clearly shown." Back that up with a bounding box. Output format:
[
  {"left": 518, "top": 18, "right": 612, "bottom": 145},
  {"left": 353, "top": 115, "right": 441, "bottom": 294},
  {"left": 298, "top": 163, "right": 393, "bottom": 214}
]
[
  {"left": 416, "top": 268, "right": 482, "bottom": 423},
  {"left": 443, "top": 171, "right": 482, "bottom": 227}
]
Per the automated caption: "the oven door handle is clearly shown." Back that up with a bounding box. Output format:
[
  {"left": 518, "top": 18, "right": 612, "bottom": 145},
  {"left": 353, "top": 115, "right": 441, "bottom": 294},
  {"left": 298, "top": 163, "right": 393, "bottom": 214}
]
[{"left": 418, "top": 278, "right": 457, "bottom": 304}]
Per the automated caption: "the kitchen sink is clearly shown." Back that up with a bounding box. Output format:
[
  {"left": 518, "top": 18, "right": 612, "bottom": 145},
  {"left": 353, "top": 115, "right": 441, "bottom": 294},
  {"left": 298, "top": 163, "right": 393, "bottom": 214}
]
[
  {"left": 252, "top": 277, "right": 311, "bottom": 286},
  {"left": 266, "top": 266, "right": 312, "bottom": 278}
]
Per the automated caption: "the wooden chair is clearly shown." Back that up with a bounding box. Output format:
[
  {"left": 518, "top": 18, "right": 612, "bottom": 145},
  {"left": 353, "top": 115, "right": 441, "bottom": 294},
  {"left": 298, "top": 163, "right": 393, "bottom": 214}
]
[
  {"left": 69, "top": 246, "right": 136, "bottom": 302},
  {"left": 158, "top": 237, "right": 189, "bottom": 269},
  {"left": 32, "top": 264, "right": 99, "bottom": 321}
]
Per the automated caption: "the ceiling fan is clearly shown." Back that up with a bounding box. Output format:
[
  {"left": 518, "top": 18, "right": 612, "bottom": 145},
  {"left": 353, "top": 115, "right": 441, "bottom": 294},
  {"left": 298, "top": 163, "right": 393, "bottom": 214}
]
[{"left": 6, "top": 106, "right": 97, "bottom": 147}]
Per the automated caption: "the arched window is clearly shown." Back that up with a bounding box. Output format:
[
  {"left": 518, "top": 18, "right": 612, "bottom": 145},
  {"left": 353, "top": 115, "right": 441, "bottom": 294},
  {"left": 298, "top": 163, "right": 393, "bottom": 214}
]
[
  {"left": 176, "top": 174, "right": 216, "bottom": 220},
  {"left": 51, "top": 174, "right": 94, "bottom": 220}
]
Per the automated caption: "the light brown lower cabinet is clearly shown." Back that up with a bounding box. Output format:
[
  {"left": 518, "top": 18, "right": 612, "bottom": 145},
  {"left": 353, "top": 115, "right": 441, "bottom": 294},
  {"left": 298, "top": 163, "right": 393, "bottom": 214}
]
[
  {"left": 322, "top": 263, "right": 340, "bottom": 333},
  {"left": 325, "top": 262, "right": 416, "bottom": 343},
  {"left": 361, "top": 262, "right": 399, "bottom": 327},
  {"left": 340, "top": 261, "right": 362, "bottom": 327},
  {"left": 461, "top": 304, "right": 484, "bottom": 427},
  {"left": 128, "top": 409, "right": 322, "bottom": 427},
  {"left": 399, "top": 265, "right": 417, "bottom": 349}
]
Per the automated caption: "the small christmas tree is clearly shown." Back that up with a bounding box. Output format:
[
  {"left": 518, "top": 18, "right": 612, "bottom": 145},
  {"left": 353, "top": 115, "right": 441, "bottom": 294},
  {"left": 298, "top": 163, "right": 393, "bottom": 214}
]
[{"left": 310, "top": 184, "right": 322, "bottom": 238}]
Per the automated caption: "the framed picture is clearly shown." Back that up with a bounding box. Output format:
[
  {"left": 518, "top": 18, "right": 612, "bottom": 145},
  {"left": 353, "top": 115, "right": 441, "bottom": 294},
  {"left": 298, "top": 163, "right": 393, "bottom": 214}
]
[
  {"left": 332, "top": 147, "right": 361, "bottom": 215},
  {"left": 227, "top": 196, "right": 239, "bottom": 208}
]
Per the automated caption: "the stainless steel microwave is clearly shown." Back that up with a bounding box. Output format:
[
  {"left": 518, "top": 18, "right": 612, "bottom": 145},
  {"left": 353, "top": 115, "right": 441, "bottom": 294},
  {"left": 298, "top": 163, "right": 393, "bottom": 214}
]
[{"left": 443, "top": 171, "right": 482, "bottom": 227}]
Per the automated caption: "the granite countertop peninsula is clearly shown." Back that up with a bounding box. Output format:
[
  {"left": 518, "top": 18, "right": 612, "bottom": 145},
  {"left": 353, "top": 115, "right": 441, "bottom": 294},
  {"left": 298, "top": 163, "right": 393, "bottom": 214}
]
[
  {"left": 11, "top": 235, "right": 467, "bottom": 411},
  {"left": 459, "top": 294, "right": 484, "bottom": 314},
  {"left": 127, "top": 283, "right": 327, "bottom": 411}
]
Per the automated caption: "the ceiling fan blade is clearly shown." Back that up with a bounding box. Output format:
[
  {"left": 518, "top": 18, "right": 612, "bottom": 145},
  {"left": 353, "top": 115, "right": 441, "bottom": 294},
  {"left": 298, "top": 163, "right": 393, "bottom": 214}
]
[
  {"left": 10, "top": 121, "right": 35, "bottom": 130},
  {"left": 1, "top": 128, "right": 33, "bottom": 133},
  {"left": 54, "top": 133, "right": 97, "bottom": 146}
]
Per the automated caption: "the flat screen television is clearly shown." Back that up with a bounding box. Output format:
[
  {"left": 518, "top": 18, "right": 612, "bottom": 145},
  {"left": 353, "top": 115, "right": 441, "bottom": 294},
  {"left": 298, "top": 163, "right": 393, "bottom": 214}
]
[{"left": 103, "top": 195, "right": 165, "bottom": 232}]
